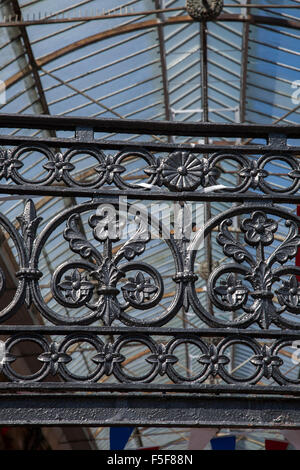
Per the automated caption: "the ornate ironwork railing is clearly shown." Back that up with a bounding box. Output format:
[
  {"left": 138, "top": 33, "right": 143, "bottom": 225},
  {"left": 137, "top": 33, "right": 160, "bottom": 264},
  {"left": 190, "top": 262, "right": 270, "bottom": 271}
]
[{"left": 0, "top": 113, "right": 300, "bottom": 427}]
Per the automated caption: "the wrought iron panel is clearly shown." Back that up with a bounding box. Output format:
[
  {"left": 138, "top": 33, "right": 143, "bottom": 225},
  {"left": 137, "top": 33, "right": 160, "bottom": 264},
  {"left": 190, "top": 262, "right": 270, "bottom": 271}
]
[{"left": 0, "top": 114, "right": 299, "bottom": 426}]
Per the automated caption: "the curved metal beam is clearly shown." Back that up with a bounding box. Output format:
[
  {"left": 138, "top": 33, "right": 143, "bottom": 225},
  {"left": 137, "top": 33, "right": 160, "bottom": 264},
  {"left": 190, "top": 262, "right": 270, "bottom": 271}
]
[{"left": 4, "top": 13, "right": 300, "bottom": 91}]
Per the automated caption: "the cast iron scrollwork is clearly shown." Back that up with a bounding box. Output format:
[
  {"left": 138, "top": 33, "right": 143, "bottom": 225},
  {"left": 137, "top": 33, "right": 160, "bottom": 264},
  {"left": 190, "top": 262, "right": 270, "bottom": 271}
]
[
  {"left": 0, "top": 332, "right": 296, "bottom": 386},
  {"left": 50, "top": 211, "right": 161, "bottom": 325},
  {"left": 2, "top": 195, "right": 300, "bottom": 333},
  {"left": 1, "top": 143, "right": 300, "bottom": 194},
  {"left": 1, "top": 122, "right": 300, "bottom": 395},
  {"left": 189, "top": 204, "right": 300, "bottom": 329},
  {"left": 29, "top": 200, "right": 182, "bottom": 326},
  {"left": 0, "top": 200, "right": 38, "bottom": 323}
]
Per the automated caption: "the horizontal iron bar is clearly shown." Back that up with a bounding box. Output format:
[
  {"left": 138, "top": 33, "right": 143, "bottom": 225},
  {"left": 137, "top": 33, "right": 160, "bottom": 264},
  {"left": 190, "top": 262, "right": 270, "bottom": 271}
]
[
  {"left": 0, "top": 184, "right": 300, "bottom": 202},
  {"left": 0, "top": 383, "right": 299, "bottom": 396},
  {"left": 1, "top": 134, "right": 300, "bottom": 154},
  {"left": 1, "top": 325, "right": 300, "bottom": 339},
  {"left": 0, "top": 393, "right": 300, "bottom": 428},
  {"left": 0, "top": 113, "right": 299, "bottom": 138},
  {"left": 0, "top": 135, "right": 279, "bottom": 153}
]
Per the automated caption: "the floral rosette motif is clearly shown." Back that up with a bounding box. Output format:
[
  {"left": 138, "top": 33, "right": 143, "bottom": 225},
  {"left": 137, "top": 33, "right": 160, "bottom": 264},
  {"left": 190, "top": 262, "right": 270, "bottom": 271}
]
[
  {"left": 161, "top": 151, "right": 206, "bottom": 191},
  {"left": 200, "top": 208, "right": 300, "bottom": 329}
]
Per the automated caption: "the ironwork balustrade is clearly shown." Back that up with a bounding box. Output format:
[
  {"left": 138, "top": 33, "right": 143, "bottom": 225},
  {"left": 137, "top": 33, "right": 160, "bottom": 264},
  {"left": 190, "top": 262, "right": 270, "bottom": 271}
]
[{"left": 0, "top": 113, "right": 299, "bottom": 427}]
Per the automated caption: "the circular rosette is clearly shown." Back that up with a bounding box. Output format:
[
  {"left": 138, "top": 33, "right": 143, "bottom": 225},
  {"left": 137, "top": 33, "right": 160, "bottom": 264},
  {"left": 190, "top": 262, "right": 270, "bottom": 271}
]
[
  {"left": 51, "top": 261, "right": 95, "bottom": 309},
  {"left": 57, "top": 334, "right": 104, "bottom": 382},
  {"left": 208, "top": 264, "right": 250, "bottom": 312},
  {"left": 275, "top": 273, "right": 300, "bottom": 314},
  {"left": 2, "top": 335, "right": 52, "bottom": 382},
  {"left": 272, "top": 267, "right": 300, "bottom": 329},
  {"left": 112, "top": 335, "right": 160, "bottom": 383},
  {"left": 241, "top": 211, "right": 277, "bottom": 246},
  {"left": 186, "top": 0, "right": 223, "bottom": 21},
  {"left": 115, "top": 243, "right": 181, "bottom": 326},
  {"left": 166, "top": 337, "right": 210, "bottom": 383},
  {"left": 120, "top": 262, "right": 163, "bottom": 314},
  {"left": 162, "top": 151, "right": 204, "bottom": 191}
]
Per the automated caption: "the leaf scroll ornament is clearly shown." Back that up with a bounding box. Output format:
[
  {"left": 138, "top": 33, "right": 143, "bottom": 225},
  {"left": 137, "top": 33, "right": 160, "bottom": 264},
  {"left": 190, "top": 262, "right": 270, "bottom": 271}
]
[
  {"left": 269, "top": 220, "right": 300, "bottom": 265},
  {"left": 217, "top": 219, "right": 255, "bottom": 266},
  {"left": 64, "top": 214, "right": 102, "bottom": 263},
  {"left": 114, "top": 214, "right": 150, "bottom": 262}
]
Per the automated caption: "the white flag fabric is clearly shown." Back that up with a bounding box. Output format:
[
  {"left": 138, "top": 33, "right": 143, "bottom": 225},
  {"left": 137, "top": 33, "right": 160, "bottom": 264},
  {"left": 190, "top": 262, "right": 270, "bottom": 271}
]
[
  {"left": 282, "top": 430, "right": 300, "bottom": 450},
  {"left": 188, "top": 428, "right": 218, "bottom": 450}
]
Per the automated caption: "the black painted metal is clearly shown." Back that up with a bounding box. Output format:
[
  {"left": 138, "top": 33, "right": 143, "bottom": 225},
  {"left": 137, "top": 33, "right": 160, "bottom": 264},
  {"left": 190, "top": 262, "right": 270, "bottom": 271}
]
[
  {"left": 0, "top": 114, "right": 299, "bottom": 426},
  {"left": 0, "top": 394, "right": 300, "bottom": 428},
  {"left": 0, "top": 112, "right": 300, "bottom": 137}
]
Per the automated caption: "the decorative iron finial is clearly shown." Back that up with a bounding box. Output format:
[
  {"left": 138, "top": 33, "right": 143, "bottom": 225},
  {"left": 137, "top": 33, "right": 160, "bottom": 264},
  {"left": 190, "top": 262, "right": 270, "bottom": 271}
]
[{"left": 186, "top": 0, "right": 224, "bottom": 21}]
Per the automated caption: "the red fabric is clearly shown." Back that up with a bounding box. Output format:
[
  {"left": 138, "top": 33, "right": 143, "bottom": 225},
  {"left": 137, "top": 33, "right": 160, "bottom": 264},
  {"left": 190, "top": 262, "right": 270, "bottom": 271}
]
[
  {"left": 0, "top": 428, "right": 8, "bottom": 436},
  {"left": 265, "top": 439, "right": 288, "bottom": 450},
  {"left": 296, "top": 205, "right": 300, "bottom": 281}
]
